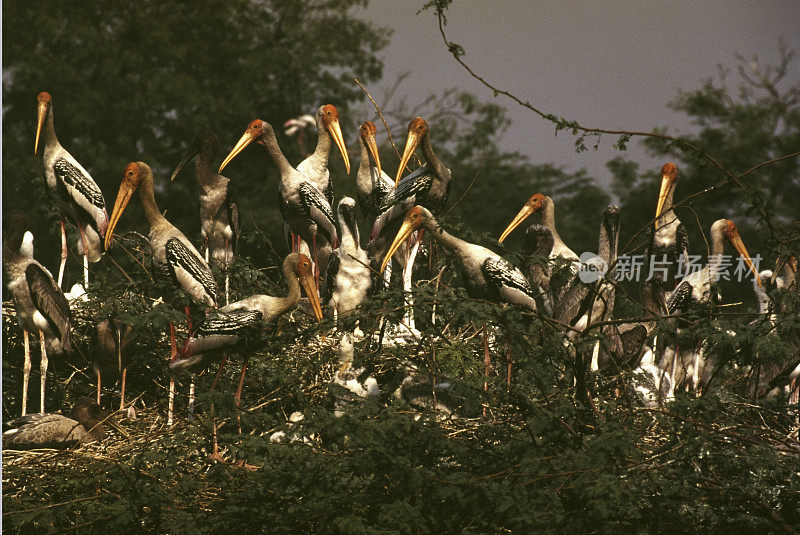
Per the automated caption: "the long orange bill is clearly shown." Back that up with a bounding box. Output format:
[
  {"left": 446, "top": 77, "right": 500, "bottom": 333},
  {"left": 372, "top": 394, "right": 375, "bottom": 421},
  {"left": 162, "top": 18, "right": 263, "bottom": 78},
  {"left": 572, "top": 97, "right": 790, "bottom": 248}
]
[
  {"left": 105, "top": 182, "right": 136, "bottom": 251},
  {"left": 328, "top": 119, "right": 350, "bottom": 175},
  {"left": 300, "top": 273, "right": 324, "bottom": 320},
  {"left": 395, "top": 130, "right": 422, "bottom": 185},
  {"left": 365, "top": 128, "right": 382, "bottom": 179},
  {"left": 219, "top": 129, "right": 259, "bottom": 173},
  {"left": 380, "top": 216, "right": 419, "bottom": 274},
  {"left": 654, "top": 172, "right": 674, "bottom": 229},
  {"left": 728, "top": 230, "right": 762, "bottom": 287},
  {"left": 35, "top": 101, "right": 48, "bottom": 155},
  {"left": 498, "top": 204, "right": 536, "bottom": 243}
]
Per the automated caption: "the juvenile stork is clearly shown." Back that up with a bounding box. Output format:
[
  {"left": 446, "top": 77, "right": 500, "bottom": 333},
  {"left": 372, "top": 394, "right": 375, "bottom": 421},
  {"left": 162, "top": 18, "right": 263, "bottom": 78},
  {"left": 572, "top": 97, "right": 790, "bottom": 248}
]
[
  {"left": 381, "top": 206, "right": 538, "bottom": 383},
  {"left": 284, "top": 114, "right": 316, "bottom": 157},
  {"left": 664, "top": 219, "right": 762, "bottom": 391},
  {"left": 325, "top": 198, "right": 372, "bottom": 326},
  {"left": 94, "top": 316, "right": 134, "bottom": 411},
  {"left": 3, "top": 397, "right": 126, "bottom": 449},
  {"left": 296, "top": 104, "right": 351, "bottom": 206},
  {"left": 171, "top": 253, "right": 323, "bottom": 409},
  {"left": 3, "top": 211, "right": 74, "bottom": 416},
  {"left": 171, "top": 130, "right": 240, "bottom": 281},
  {"left": 643, "top": 163, "right": 688, "bottom": 314},
  {"left": 35, "top": 91, "right": 109, "bottom": 289},
  {"left": 522, "top": 224, "right": 555, "bottom": 314},
  {"left": 105, "top": 162, "right": 219, "bottom": 424},
  {"left": 219, "top": 120, "right": 338, "bottom": 283}
]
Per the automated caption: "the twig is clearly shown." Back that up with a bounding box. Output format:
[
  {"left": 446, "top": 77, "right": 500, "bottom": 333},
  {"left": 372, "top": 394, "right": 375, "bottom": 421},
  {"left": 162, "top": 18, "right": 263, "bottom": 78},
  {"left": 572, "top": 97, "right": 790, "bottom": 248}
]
[{"left": 355, "top": 77, "right": 402, "bottom": 160}]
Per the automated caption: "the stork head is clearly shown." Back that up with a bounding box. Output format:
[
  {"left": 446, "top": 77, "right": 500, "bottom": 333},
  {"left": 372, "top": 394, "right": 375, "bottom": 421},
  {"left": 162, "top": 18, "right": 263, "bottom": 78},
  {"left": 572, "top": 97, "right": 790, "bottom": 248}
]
[
  {"left": 603, "top": 205, "right": 621, "bottom": 252},
  {"left": 380, "top": 206, "right": 429, "bottom": 274},
  {"left": 35, "top": 91, "right": 53, "bottom": 155},
  {"left": 337, "top": 197, "right": 359, "bottom": 242},
  {"left": 171, "top": 130, "right": 220, "bottom": 181},
  {"left": 498, "top": 193, "right": 548, "bottom": 243},
  {"left": 319, "top": 104, "right": 350, "bottom": 174},
  {"left": 396, "top": 117, "right": 429, "bottom": 185},
  {"left": 719, "top": 219, "right": 762, "bottom": 287},
  {"left": 655, "top": 162, "right": 679, "bottom": 228},
  {"left": 219, "top": 119, "right": 269, "bottom": 173},
  {"left": 106, "top": 162, "right": 150, "bottom": 251},
  {"left": 359, "top": 121, "right": 382, "bottom": 178},
  {"left": 294, "top": 253, "right": 323, "bottom": 321}
]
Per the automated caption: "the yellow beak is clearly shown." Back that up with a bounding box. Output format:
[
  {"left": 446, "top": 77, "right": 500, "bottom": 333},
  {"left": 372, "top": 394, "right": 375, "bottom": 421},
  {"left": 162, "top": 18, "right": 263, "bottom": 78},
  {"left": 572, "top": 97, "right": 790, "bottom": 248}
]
[
  {"left": 728, "top": 230, "right": 762, "bottom": 287},
  {"left": 654, "top": 172, "right": 674, "bottom": 229},
  {"left": 380, "top": 216, "right": 419, "bottom": 274},
  {"left": 300, "top": 273, "right": 324, "bottom": 321},
  {"left": 395, "top": 129, "right": 422, "bottom": 185},
  {"left": 327, "top": 119, "right": 350, "bottom": 175},
  {"left": 364, "top": 129, "right": 382, "bottom": 179},
  {"left": 219, "top": 129, "right": 259, "bottom": 173},
  {"left": 105, "top": 181, "right": 136, "bottom": 251},
  {"left": 35, "top": 101, "right": 49, "bottom": 155},
  {"left": 498, "top": 204, "right": 536, "bottom": 243}
]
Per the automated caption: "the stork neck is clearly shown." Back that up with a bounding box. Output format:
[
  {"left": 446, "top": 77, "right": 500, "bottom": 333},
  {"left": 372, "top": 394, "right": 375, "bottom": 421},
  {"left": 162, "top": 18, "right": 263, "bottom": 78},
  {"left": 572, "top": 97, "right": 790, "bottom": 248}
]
[
  {"left": 42, "top": 105, "right": 59, "bottom": 150},
  {"left": 139, "top": 172, "right": 165, "bottom": 227},
  {"left": 309, "top": 120, "right": 332, "bottom": 167},
  {"left": 656, "top": 187, "right": 675, "bottom": 229},
  {"left": 195, "top": 145, "right": 218, "bottom": 188},
  {"left": 278, "top": 258, "right": 303, "bottom": 314},
  {"left": 262, "top": 129, "right": 294, "bottom": 176},
  {"left": 710, "top": 227, "right": 726, "bottom": 257},
  {"left": 356, "top": 137, "right": 370, "bottom": 184},
  {"left": 421, "top": 131, "right": 444, "bottom": 177},
  {"left": 423, "top": 218, "right": 467, "bottom": 255},
  {"left": 541, "top": 197, "right": 567, "bottom": 248}
]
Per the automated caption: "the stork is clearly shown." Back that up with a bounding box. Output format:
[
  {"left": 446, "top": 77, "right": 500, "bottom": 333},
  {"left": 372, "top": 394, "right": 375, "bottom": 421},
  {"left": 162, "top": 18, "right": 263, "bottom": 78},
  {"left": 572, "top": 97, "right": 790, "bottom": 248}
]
[
  {"left": 171, "top": 130, "right": 240, "bottom": 294},
  {"left": 171, "top": 253, "right": 323, "bottom": 410},
  {"left": 3, "top": 211, "right": 74, "bottom": 416},
  {"left": 381, "top": 206, "right": 538, "bottom": 384},
  {"left": 283, "top": 114, "right": 316, "bottom": 157},
  {"left": 34, "top": 91, "right": 109, "bottom": 289},
  {"left": 664, "top": 219, "right": 762, "bottom": 392},
  {"left": 105, "top": 162, "right": 219, "bottom": 425},
  {"left": 499, "top": 193, "right": 579, "bottom": 302},
  {"left": 522, "top": 224, "right": 555, "bottom": 314},
  {"left": 643, "top": 163, "right": 688, "bottom": 314},
  {"left": 325, "top": 198, "right": 371, "bottom": 328},
  {"left": 296, "top": 104, "right": 351, "bottom": 206},
  {"left": 3, "top": 397, "right": 126, "bottom": 449},
  {"left": 94, "top": 316, "right": 134, "bottom": 412},
  {"left": 219, "top": 120, "right": 338, "bottom": 284},
  {"left": 370, "top": 118, "right": 451, "bottom": 338}
]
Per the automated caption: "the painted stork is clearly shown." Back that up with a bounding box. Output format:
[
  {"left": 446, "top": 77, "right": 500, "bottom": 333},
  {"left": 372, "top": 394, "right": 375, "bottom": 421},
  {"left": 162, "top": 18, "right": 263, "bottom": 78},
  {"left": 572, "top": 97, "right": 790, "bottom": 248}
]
[
  {"left": 94, "top": 316, "right": 134, "bottom": 411},
  {"left": 219, "top": 120, "right": 338, "bottom": 282},
  {"left": 643, "top": 163, "right": 688, "bottom": 314},
  {"left": 35, "top": 91, "right": 109, "bottom": 289},
  {"left": 3, "top": 211, "right": 74, "bottom": 416},
  {"left": 170, "top": 130, "right": 241, "bottom": 279},
  {"left": 325, "top": 198, "right": 371, "bottom": 325},
  {"left": 283, "top": 114, "right": 316, "bottom": 157},
  {"left": 170, "top": 253, "right": 323, "bottom": 409},
  {"left": 663, "top": 219, "right": 762, "bottom": 391},
  {"left": 105, "top": 161, "right": 219, "bottom": 424},
  {"left": 3, "top": 397, "right": 126, "bottom": 449},
  {"left": 381, "top": 206, "right": 538, "bottom": 382},
  {"left": 296, "top": 104, "right": 351, "bottom": 206}
]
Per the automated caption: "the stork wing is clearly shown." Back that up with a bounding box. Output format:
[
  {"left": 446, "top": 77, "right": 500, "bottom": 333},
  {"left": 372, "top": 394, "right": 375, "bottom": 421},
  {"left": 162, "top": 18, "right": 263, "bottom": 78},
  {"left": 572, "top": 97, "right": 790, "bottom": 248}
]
[
  {"left": 324, "top": 251, "right": 341, "bottom": 305},
  {"left": 667, "top": 279, "right": 693, "bottom": 314},
  {"left": 677, "top": 223, "right": 689, "bottom": 264},
  {"left": 164, "top": 237, "right": 219, "bottom": 307},
  {"left": 3, "top": 414, "right": 83, "bottom": 448},
  {"left": 372, "top": 171, "right": 433, "bottom": 240},
  {"left": 482, "top": 257, "right": 538, "bottom": 309},
  {"left": 54, "top": 157, "right": 106, "bottom": 213},
  {"left": 299, "top": 182, "right": 338, "bottom": 246},
  {"left": 197, "top": 309, "right": 263, "bottom": 337},
  {"left": 26, "top": 264, "right": 73, "bottom": 353}
]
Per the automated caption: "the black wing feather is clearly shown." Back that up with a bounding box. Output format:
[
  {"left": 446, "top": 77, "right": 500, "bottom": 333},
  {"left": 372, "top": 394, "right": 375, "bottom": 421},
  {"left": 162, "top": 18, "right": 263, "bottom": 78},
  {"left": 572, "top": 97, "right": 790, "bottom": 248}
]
[
  {"left": 54, "top": 158, "right": 105, "bottom": 210},
  {"left": 164, "top": 237, "right": 219, "bottom": 305},
  {"left": 26, "top": 264, "right": 73, "bottom": 353}
]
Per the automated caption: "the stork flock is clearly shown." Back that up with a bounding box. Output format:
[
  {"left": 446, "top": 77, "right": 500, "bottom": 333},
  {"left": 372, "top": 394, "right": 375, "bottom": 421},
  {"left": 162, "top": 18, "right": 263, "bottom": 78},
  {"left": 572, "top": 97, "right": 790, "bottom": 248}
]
[{"left": 3, "top": 92, "right": 798, "bottom": 449}]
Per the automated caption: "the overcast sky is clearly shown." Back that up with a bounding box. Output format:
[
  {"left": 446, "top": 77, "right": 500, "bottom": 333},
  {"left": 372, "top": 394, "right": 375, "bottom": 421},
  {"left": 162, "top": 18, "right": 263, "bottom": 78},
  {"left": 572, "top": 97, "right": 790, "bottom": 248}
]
[{"left": 358, "top": 1, "right": 800, "bottom": 192}]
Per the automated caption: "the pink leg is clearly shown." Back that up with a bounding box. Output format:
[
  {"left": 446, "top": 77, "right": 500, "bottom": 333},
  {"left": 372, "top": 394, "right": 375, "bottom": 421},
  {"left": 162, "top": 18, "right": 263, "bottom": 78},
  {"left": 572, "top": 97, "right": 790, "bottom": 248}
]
[
  {"left": 234, "top": 357, "right": 249, "bottom": 410},
  {"left": 77, "top": 221, "right": 89, "bottom": 288},
  {"left": 168, "top": 322, "right": 176, "bottom": 426},
  {"left": 120, "top": 368, "right": 127, "bottom": 411},
  {"left": 312, "top": 234, "right": 320, "bottom": 293},
  {"left": 22, "top": 330, "right": 31, "bottom": 416},
  {"left": 211, "top": 355, "right": 229, "bottom": 391},
  {"left": 96, "top": 370, "right": 102, "bottom": 405}
]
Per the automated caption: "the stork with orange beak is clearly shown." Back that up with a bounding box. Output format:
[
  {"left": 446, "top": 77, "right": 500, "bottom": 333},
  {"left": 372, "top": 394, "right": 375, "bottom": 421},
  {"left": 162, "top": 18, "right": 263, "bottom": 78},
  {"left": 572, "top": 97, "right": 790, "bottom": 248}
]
[
  {"left": 35, "top": 92, "right": 108, "bottom": 290},
  {"left": 105, "top": 162, "right": 219, "bottom": 425},
  {"left": 297, "top": 104, "right": 351, "bottom": 206},
  {"left": 664, "top": 219, "right": 762, "bottom": 392},
  {"left": 219, "top": 120, "right": 338, "bottom": 284},
  {"left": 644, "top": 163, "right": 688, "bottom": 314},
  {"left": 381, "top": 206, "right": 538, "bottom": 383}
]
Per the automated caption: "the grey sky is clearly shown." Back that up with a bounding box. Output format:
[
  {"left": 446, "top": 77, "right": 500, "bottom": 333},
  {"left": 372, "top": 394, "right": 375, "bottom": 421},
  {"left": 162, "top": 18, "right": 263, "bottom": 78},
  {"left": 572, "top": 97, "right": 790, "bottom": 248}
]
[{"left": 358, "top": 1, "right": 800, "bottom": 192}]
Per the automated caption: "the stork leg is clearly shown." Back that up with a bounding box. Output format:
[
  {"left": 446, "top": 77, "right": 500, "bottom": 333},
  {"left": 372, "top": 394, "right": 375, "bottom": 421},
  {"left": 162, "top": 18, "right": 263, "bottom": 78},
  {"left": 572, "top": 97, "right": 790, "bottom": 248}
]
[
  {"left": 483, "top": 323, "right": 490, "bottom": 417},
  {"left": 57, "top": 218, "right": 68, "bottom": 289},
  {"left": 77, "top": 221, "right": 90, "bottom": 289},
  {"left": 22, "top": 330, "right": 31, "bottom": 416},
  {"left": 312, "top": 234, "right": 320, "bottom": 293},
  {"left": 120, "top": 367, "right": 127, "bottom": 412},
  {"left": 505, "top": 337, "right": 512, "bottom": 388},
  {"left": 168, "top": 322, "right": 176, "bottom": 426},
  {"left": 224, "top": 238, "right": 230, "bottom": 305},
  {"left": 39, "top": 329, "right": 48, "bottom": 413},
  {"left": 210, "top": 355, "right": 229, "bottom": 391},
  {"left": 185, "top": 305, "right": 196, "bottom": 422},
  {"left": 235, "top": 357, "right": 250, "bottom": 434},
  {"left": 96, "top": 369, "right": 102, "bottom": 405}
]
